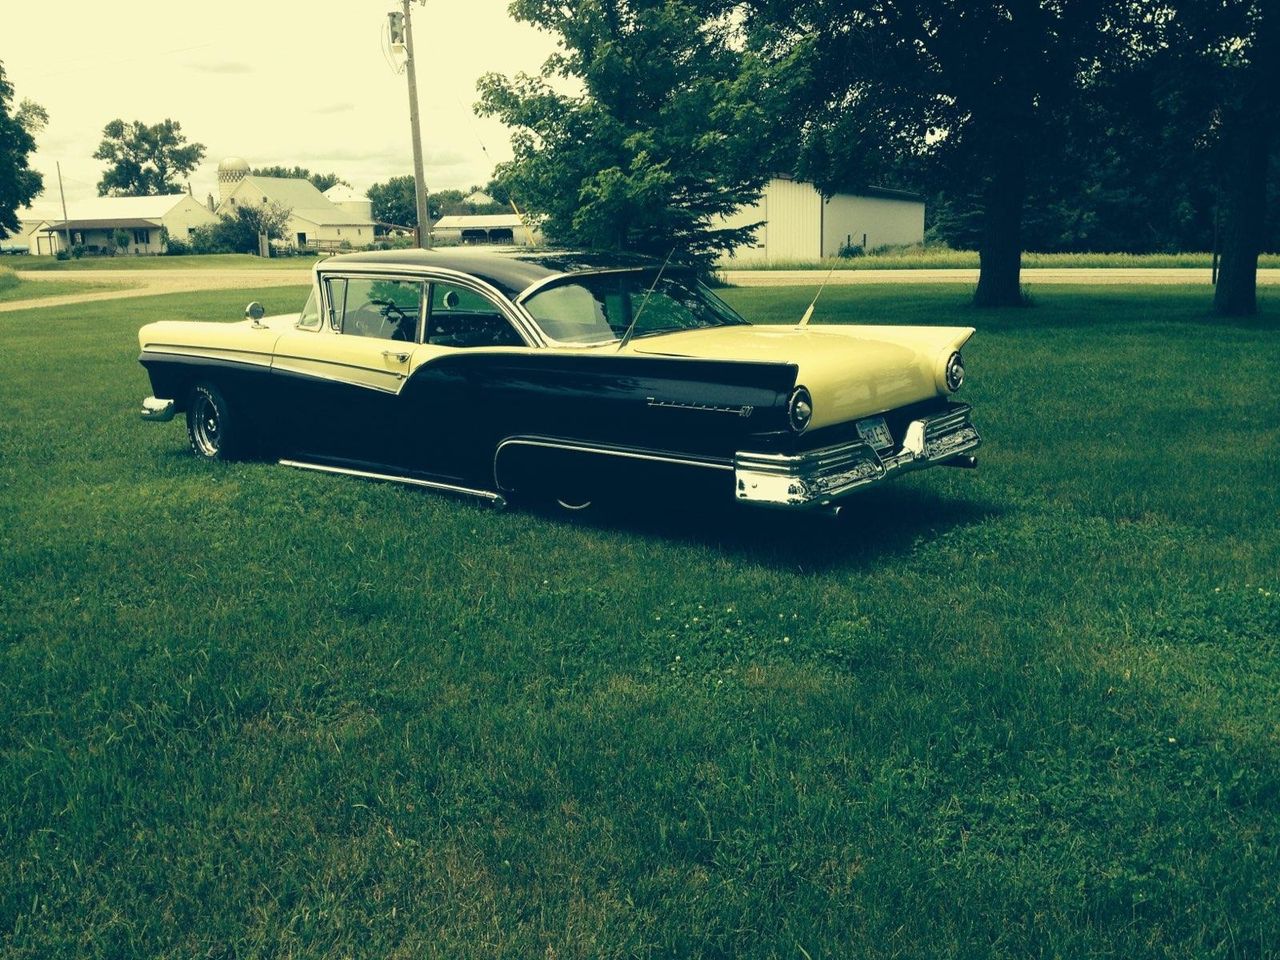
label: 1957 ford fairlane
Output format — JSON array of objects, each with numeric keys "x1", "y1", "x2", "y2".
[{"x1": 138, "y1": 249, "x2": 981, "y2": 511}]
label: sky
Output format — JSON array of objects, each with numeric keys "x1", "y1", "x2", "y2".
[{"x1": 5, "y1": 0, "x2": 562, "y2": 213}]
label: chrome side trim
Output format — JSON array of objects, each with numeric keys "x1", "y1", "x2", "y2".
[
  {"x1": 735, "y1": 404, "x2": 981, "y2": 509},
  {"x1": 140, "y1": 396, "x2": 176, "y2": 422},
  {"x1": 492, "y1": 436, "x2": 732, "y2": 491},
  {"x1": 278, "y1": 459, "x2": 507, "y2": 507}
]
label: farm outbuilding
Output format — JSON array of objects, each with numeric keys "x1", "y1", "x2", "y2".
[
  {"x1": 717, "y1": 176, "x2": 925, "y2": 264},
  {"x1": 432, "y1": 213, "x2": 539, "y2": 246}
]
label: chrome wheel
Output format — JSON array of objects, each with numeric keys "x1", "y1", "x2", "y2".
[
  {"x1": 556, "y1": 496, "x2": 594, "y2": 511},
  {"x1": 186, "y1": 383, "x2": 237, "y2": 461},
  {"x1": 190, "y1": 392, "x2": 221, "y2": 456}
]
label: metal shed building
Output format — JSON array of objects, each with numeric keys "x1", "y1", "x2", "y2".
[{"x1": 716, "y1": 177, "x2": 925, "y2": 265}]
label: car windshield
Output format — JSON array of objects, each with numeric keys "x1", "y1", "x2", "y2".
[{"x1": 522, "y1": 271, "x2": 750, "y2": 344}]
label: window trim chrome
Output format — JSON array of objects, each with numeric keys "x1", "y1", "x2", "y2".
[{"x1": 315, "y1": 262, "x2": 546, "y2": 347}]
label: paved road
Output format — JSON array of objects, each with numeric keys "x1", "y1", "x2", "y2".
[{"x1": 4, "y1": 265, "x2": 1278, "y2": 313}]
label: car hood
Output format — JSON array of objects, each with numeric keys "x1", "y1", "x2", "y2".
[{"x1": 627, "y1": 323, "x2": 974, "y2": 428}]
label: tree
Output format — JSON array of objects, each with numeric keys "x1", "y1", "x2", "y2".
[
  {"x1": 111, "y1": 229, "x2": 130, "y2": 256},
  {"x1": 199, "y1": 202, "x2": 292, "y2": 254},
  {"x1": 477, "y1": 0, "x2": 782, "y2": 267},
  {"x1": 251, "y1": 165, "x2": 348, "y2": 192},
  {"x1": 0, "y1": 61, "x2": 45, "y2": 239},
  {"x1": 93, "y1": 118, "x2": 205, "y2": 196},
  {"x1": 1192, "y1": 1, "x2": 1280, "y2": 316},
  {"x1": 748, "y1": 0, "x2": 1129, "y2": 306},
  {"x1": 482, "y1": 178, "x2": 512, "y2": 208},
  {"x1": 368, "y1": 175, "x2": 441, "y2": 227}
]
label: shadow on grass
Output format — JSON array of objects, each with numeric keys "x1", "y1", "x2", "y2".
[{"x1": 527, "y1": 483, "x2": 1004, "y2": 573}]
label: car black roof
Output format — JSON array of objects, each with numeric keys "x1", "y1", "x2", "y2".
[{"x1": 321, "y1": 247, "x2": 667, "y2": 298}]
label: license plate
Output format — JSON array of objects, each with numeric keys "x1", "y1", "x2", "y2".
[{"x1": 856, "y1": 416, "x2": 893, "y2": 450}]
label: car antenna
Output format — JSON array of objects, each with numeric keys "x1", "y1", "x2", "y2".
[
  {"x1": 617, "y1": 246, "x2": 677, "y2": 351},
  {"x1": 797, "y1": 260, "x2": 839, "y2": 327}
]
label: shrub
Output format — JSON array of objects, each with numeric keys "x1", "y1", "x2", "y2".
[
  {"x1": 837, "y1": 240, "x2": 865, "y2": 259},
  {"x1": 55, "y1": 249, "x2": 70, "y2": 261},
  {"x1": 187, "y1": 225, "x2": 230, "y2": 255},
  {"x1": 70, "y1": 244, "x2": 85, "y2": 259}
]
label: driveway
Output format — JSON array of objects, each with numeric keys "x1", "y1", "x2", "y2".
[
  {"x1": 0, "y1": 267, "x2": 313, "y2": 313},
  {"x1": 4, "y1": 265, "x2": 1277, "y2": 314},
  {"x1": 720, "y1": 267, "x2": 1280, "y2": 286}
]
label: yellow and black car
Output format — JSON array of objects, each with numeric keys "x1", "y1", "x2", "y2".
[{"x1": 138, "y1": 249, "x2": 981, "y2": 512}]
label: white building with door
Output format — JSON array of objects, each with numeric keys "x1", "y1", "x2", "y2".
[
  {"x1": 431, "y1": 213, "x2": 539, "y2": 246},
  {"x1": 215, "y1": 157, "x2": 376, "y2": 251},
  {"x1": 24, "y1": 194, "x2": 218, "y2": 256},
  {"x1": 717, "y1": 177, "x2": 925, "y2": 264}
]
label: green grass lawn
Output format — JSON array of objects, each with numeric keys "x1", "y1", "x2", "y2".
[
  {"x1": 733, "y1": 249, "x2": 1280, "y2": 270},
  {"x1": 2, "y1": 283, "x2": 1278, "y2": 958},
  {"x1": 16, "y1": 252, "x2": 321, "y2": 272}
]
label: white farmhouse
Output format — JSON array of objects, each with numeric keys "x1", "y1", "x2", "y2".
[
  {"x1": 23, "y1": 194, "x2": 218, "y2": 256},
  {"x1": 717, "y1": 176, "x2": 925, "y2": 264},
  {"x1": 215, "y1": 157, "x2": 375, "y2": 251}
]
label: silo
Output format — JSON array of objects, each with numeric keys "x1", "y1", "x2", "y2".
[{"x1": 217, "y1": 157, "x2": 250, "y2": 206}]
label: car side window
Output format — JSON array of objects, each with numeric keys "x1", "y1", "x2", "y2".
[
  {"x1": 426, "y1": 281, "x2": 524, "y2": 348},
  {"x1": 327, "y1": 277, "x2": 421, "y2": 341},
  {"x1": 296, "y1": 287, "x2": 322, "y2": 330}
]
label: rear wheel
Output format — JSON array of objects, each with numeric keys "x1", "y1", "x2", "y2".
[{"x1": 186, "y1": 382, "x2": 248, "y2": 461}]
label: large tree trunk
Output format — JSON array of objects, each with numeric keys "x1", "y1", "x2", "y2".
[
  {"x1": 1215, "y1": 4, "x2": 1279, "y2": 317},
  {"x1": 1213, "y1": 119, "x2": 1270, "y2": 316},
  {"x1": 973, "y1": 146, "x2": 1028, "y2": 308}
]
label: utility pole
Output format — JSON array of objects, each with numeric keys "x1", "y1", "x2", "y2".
[
  {"x1": 393, "y1": 1, "x2": 432, "y2": 249},
  {"x1": 56, "y1": 161, "x2": 71, "y2": 253}
]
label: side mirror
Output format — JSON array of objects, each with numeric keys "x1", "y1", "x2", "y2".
[{"x1": 245, "y1": 301, "x2": 266, "y2": 322}]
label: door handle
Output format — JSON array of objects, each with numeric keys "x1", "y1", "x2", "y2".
[{"x1": 382, "y1": 350, "x2": 411, "y2": 363}]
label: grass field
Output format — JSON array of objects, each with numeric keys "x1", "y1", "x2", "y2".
[
  {"x1": 735, "y1": 249, "x2": 1280, "y2": 270},
  {"x1": 15, "y1": 252, "x2": 322, "y2": 272},
  {"x1": 2, "y1": 283, "x2": 1278, "y2": 958},
  {"x1": 0, "y1": 265, "x2": 131, "y2": 304}
]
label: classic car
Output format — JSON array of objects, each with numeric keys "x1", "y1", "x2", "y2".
[{"x1": 137, "y1": 249, "x2": 981, "y2": 512}]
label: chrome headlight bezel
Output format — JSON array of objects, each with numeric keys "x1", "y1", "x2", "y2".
[{"x1": 788, "y1": 386, "x2": 813, "y2": 434}]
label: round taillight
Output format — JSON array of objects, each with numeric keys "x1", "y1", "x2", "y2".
[
  {"x1": 944, "y1": 351, "x2": 965, "y2": 392},
  {"x1": 788, "y1": 387, "x2": 813, "y2": 433}
]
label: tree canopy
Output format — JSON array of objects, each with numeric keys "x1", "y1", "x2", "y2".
[
  {"x1": 477, "y1": 0, "x2": 782, "y2": 267},
  {"x1": 745, "y1": 0, "x2": 1137, "y2": 305},
  {"x1": 93, "y1": 119, "x2": 205, "y2": 196},
  {"x1": 368, "y1": 175, "x2": 421, "y2": 228},
  {"x1": 251, "y1": 166, "x2": 348, "y2": 192},
  {"x1": 0, "y1": 62, "x2": 45, "y2": 239}
]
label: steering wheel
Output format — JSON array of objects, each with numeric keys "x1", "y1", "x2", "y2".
[{"x1": 368, "y1": 298, "x2": 412, "y2": 340}]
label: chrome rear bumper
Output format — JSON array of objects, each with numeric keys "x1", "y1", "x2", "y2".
[
  {"x1": 139, "y1": 396, "x2": 176, "y2": 422},
  {"x1": 734, "y1": 403, "x2": 981, "y2": 509}
]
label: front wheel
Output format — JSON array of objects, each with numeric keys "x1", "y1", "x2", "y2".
[{"x1": 186, "y1": 382, "x2": 249, "y2": 461}]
